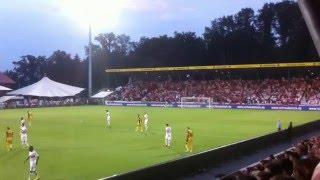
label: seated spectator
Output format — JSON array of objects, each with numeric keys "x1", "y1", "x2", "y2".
[{"x1": 223, "y1": 135, "x2": 320, "y2": 179}]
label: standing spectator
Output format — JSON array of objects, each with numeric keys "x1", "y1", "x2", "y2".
[{"x1": 277, "y1": 120, "x2": 282, "y2": 131}]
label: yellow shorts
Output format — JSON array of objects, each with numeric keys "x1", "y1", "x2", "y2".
[
  {"x1": 187, "y1": 138, "x2": 193, "y2": 145},
  {"x1": 6, "y1": 138, "x2": 13, "y2": 144}
]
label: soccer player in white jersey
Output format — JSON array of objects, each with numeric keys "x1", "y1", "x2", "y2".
[
  {"x1": 21, "y1": 117, "x2": 26, "y2": 127},
  {"x1": 165, "y1": 124, "x2": 172, "y2": 148},
  {"x1": 144, "y1": 112, "x2": 149, "y2": 131},
  {"x1": 20, "y1": 123, "x2": 29, "y2": 148},
  {"x1": 25, "y1": 146, "x2": 40, "y2": 180},
  {"x1": 106, "y1": 110, "x2": 111, "y2": 128}
]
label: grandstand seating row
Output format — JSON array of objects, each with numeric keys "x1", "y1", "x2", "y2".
[{"x1": 108, "y1": 76, "x2": 320, "y2": 106}]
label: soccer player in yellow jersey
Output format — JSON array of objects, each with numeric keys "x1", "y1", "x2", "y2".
[
  {"x1": 6, "y1": 127, "x2": 14, "y2": 151},
  {"x1": 185, "y1": 127, "x2": 193, "y2": 152},
  {"x1": 135, "y1": 114, "x2": 143, "y2": 132},
  {"x1": 27, "y1": 111, "x2": 33, "y2": 126}
]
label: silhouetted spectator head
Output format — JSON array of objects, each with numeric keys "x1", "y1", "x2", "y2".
[
  {"x1": 255, "y1": 171, "x2": 272, "y2": 180},
  {"x1": 279, "y1": 158, "x2": 293, "y2": 176},
  {"x1": 270, "y1": 175, "x2": 295, "y2": 180},
  {"x1": 236, "y1": 174, "x2": 257, "y2": 180},
  {"x1": 293, "y1": 158, "x2": 318, "y2": 180},
  {"x1": 264, "y1": 161, "x2": 283, "y2": 175}
]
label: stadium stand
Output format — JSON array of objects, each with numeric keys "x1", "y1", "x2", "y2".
[
  {"x1": 1, "y1": 97, "x2": 88, "y2": 109},
  {"x1": 107, "y1": 76, "x2": 320, "y2": 106},
  {"x1": 223, "y1": 136, "x2": 320, "y2": 180}
]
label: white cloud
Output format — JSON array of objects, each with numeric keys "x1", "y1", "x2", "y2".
[
  {"x1": 124, "y1": 0, "x2": 169, "y2": 12},
  {"x1": 123, "y1": 0, "x2": 197, "y2": 21}
]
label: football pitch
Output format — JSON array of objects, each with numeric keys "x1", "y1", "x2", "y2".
[{"x1": 0, "y1": 106, "x2": 319, "y2": 180}]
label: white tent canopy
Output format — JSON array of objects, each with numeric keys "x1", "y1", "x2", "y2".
[
  {"x1": 0, "y1": 96, "x2": 23, "y2": 103},
  {"x1": 7, "y1": 77, "x2": 84, "y2": 97},
  {"x1": 91, "y1": 90, "x2": 113, "y2": 99},
  {"x1": 0, "y1": 85, "x2": 12, "y2": 91}
]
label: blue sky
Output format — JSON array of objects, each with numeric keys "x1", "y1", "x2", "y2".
[{"x1": 0, "y1": 0, "x2": 281, "y2": 71}]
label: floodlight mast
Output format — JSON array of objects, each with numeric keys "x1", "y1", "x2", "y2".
[
  {"x1": 298, "y1": 0, "x2": 320, "y2": 57},
  {"x1": 88, "y1": 24, "x2": 93, "y2": 97}
]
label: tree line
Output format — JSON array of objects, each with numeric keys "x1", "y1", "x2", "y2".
[{"x1": 5, "y1": 0, "x2": 319, "y2": 91}]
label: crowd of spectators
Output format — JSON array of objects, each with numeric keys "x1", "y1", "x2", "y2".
[
  {"x1": 108, "y1": 76, "x2": 320, "y2": 105},
  {"x1": 1, "y1": 98, "x2": 88, "y2": 109},
  {"x1": 224, "y1": 136, "x2": 320, "y2": 180}
]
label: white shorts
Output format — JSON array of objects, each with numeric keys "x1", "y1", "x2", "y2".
[
  {"x1": 30, "y1": 162, "x2": 37, "y2": 172},
  {"x1": 21, "y1": 135, "x2": 27, "y2": 142},
  {"x1": 165, "y1": 135, "x2": 171, "y2": 141}
]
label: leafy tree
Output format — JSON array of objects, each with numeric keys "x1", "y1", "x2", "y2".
[
  {"x1": 5, "y1": 0, "x2": 320, "y2": 92},
  {"x1": 7, "y1": 55, "x2": 46, "y2": 87}
]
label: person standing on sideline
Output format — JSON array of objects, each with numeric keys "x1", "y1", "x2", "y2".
[
  {"x1": 185, "y1": 127, "x2": 193, "y2": 152},
  {"x1": 165, "y1": 124, "x2": 172, "y2": 148},
  {"x1": 277, "y1": 120, "x2": 282, "y2": 131},
  {"x1": 287, "y1": 121, "x2": 293, "y2": 131}
]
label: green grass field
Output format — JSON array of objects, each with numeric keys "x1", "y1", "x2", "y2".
[{"x1": 0, "y1": 106, "x2": 319, "y2": 180}]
